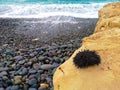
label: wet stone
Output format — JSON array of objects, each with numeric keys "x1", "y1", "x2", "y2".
[
  {"x1": 21, "y1": 68, "x2": 28, "y2": 75},
  {"x1": 38, "y1": 86, "x2": 47, "y2": 90},
  {"x1": 35, "y1": 48, "x2": 42, "y2": 52},
  {"x1": 53, "y1": 57, "x2": 61, "y2": 63},
  {"x1": 14, "y1": 76, "x2": 22, "y2": 85},
  {"x1": 2, "y1": 76, "x2": 8, "y2": 80},
  {"x1": 28, "y1": 75, "x2": 36, "y2": 79},
  {"x1": 25, "y1": 61, "x2": 32, "y2": 67},
  {"x1": 14, "y1": 55, "x2": 23, "y2": 61},
  {"x1": 29, "y1": 70, "x2": 37, "y2": 74},
  {"x1": 23, "y1": 84, "x2": 29, "y2": 90},
  {"x1": 6, "y1": 86, "x2": 11, "y2": 90},
  {"x1": 27, "y1": 78, "x2": 37, "y2": 86},
  {"x1": 19, "y1": 60, "x2": 25, "y2": 65},
  {"x1": 19, "y1": 49, "x2": 28, "y2": 53},
  {"x1": 11, "y1": 85, "x2": 19, "y2": 90},
  {"x1": 45, "y1": 77, "x2": 52, "y2": 83},
  {"x1": 50, "y1": 87, "x2": 54, "y2": 90},
  {"x1": 38, "y1": 56, "x2": 46, "y2": 61},
  {"x1": 40, "y1": 64, "x2": 55, "y2": 70},
  {"x1": 50, "y1": 50, "x2": 58, "y2": 56},
  {"x1": 6, "y1": 51, "x2": 14, "y2": 56},
  {"x1": 33, "y1": 63, "x2": 41, "y2": 70},
  {"x1": 0, "y1": 88, "x2": 5, "y2": 90},
  {"x1": 0, "y1": 81, "x2": 4, "y2": 87},
  {"x1": 29, "y1": 57, "x2": 38, "y2": 63},
  {"x1": 6, "y1": 79, "x2": 12, "y2": 86},
  {"x1": 37, "y1": 70, "x2": 44, "y2": 74},
  {"x1": 29, "y1": 53, "x2": 35, "y2": 57},
  {"x1": 29, "y1": 88, "x2": 37, "y2": 90},
  {"x1": 0, "y1": 74, "x2": 3, "y2": 78},
  {"x1": 0, "y1": 71, "x2": 8, "y2": 76},
  {"x1": 60, "y1": 45, "x2": 68, "y2": 48},
  {"x1": 31, "y1": 84, "x2": 39, "y2": 88},
  {"x1": 52, "y1": 68, "x2": 57, "y2": 75},
  {"x1": 0, "y1": 67, "x2": 9, "y2": 72},
  {"x1": 6, "y1": 61, "x2": 13, "y2": 66}
]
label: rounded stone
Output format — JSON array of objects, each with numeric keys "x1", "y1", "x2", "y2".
[
  {"x1": 19, "y1": 60, "x2": 25, "y2": 65},
  {"x1": 33, "y1": 63, "x2": 41, "y2": 70},
  {"x1": 38, "y1": 86, "x2": 47, "y2": 90},
  {"x1": 6, "y1": 79, "x2": 12, "y2": 85},
  {"x1": 38, "y1": 56, "x2": 46, "y2": 61},
  {"x1": 0, "y1": 88, "x2": 4, "y2": 90},
  {"x1": 27, "y1": 78, "x2": 37, "y2": 86},
  {"x1": 0, "y1": 71, "x2": 8, "y2": 76},
  {"x1": 14, "y1": 55, "x2": 23, "y2": 61},
  {"x1": 14, "y1": 76, "x2": 22, "y2": 85},
  {"x1": 40, "y1": 64, "x2": 55, "y2": 70},
  {"x1": 29, "y1": 70, "x2": 37, "y2": 74},
  {"x1": 22, "y1": 68, "x2": 28, "y2": 75},
  {"x1": 29, "y1": 88, "x2": 37, "y2": 90},
  {"x1": 11, "y1": 85, "x2": 19, "y2": 90},
  {"x1": 6, "y1": 86, "x2": 12, "y2": 90}
]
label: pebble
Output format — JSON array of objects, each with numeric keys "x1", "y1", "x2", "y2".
[
  {"x1": 60, "y1": 45, "x2": 68, "y2": 48},
  {"x1": 23, "y1": 84, "x2": 29, "y2": 90},
  {"x1": 6, "y1": 51, "x2": 13, "y2": 56},
  {"x1": 29, "y1": 88, "x2": 37, "y2": 90},
  {"x1": 11, "y1": 85, "x2": 19, "y2": 90},
  {"x1": 40, "y1": 64, "x2": 55, "y2": 70},
  {"x1": 6, "y1": 86, "x2": 12, "y2": 90},
  {"x1": 29, "y1": 70, "x2": 37, "y2": 74},
  {"x1": 0, "y1": 88, "x2": 4, "y2": 90},
  {"x1": 0, "y1": 67, "x2": 9, "y2": 72},
  {"x1": 0, "y1": 74, "x2": 3, "y2": 78},
  {"x1": 14, "y1": 64, "x2": 21, "y2": 70},
  {"x1": 53, "y1": 57, "x2": 60, "y2": 63},
  {"x1": 14, "y1": 56, "x2": 23, "y2": 61},
  {"x1": 33, "y1": 63, "x2": 41, "y2": 70},
  {"x1": 6, "y1": 79, "x2": 12, "y2": 85},
  {"x1": 21, "y1": 68, "x2": 28, "y2": 75},
  {"x1": 14, "y1": 76, "x2": 22, "y2": 85},
  {"x1": 19, "y1": 60, "x2": 25, "y2": 65},
  {"x1": 67, "y1": 44, "x2": 73, "y2": 47},
  {"x1": 38, "y1": 56, "x2": 46, "y2": 61},
  {"x1": 52, "y1": 68, "x2": 57, "y2": 75},
  {"x1": 35, "y1": 48, "x2": 42, "y2": 52},
  {"x1": 38, "y1": 86, "x2": 47, "y2": 90},
  {"x1": 45, "y1": 77, "x2": 52, "y2": 83},
  {"x1": 27, "y1": 78, "x2": 37, "y2": 86},
  {"x1": 29, "y1": 57, "x2": 38, "y2": 63},
  {"x1": 0, "y1": 71, "x2": 8, "y2": 76},
  {"x1": 28, "y1": 75, "x2": 36, "y2": 79},
  {"x1": 3, "y1": 76, "x2": 8, "y2": 80},
  {"x1": 0, "y1": 35, "x2": 81, "y2": 90},
  {"x1": 25, "y1": 61, "x2": 32, "y2": 67}
]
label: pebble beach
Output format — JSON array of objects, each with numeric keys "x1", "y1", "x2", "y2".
[{"x1": 0, "y1": 17, "x2": 97, "y2": 90}]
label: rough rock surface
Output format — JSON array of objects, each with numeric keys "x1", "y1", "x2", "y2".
[{"x1": 53, "y1": 2, "x2": 120, "y2": 90}]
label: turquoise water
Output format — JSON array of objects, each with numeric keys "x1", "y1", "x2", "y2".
[
  {"x1": 0, "y1": 0, "x2": 119, "y2": 4},
  {"x1": 0, "y1": 0, "x2": 119, "y2": 18}
]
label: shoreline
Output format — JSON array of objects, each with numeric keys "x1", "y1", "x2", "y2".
[{"x1": 0, "y1": 17, "x2": 98, "y2": 48}]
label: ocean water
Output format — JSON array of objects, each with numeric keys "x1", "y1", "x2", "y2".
[{"x1": 0, "y1": 0, "x2": 119, "y2": 18}]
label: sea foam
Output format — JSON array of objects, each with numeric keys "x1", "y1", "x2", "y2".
[{"x1": 0, "y1": 3, "x2": 106, "y2": 18}]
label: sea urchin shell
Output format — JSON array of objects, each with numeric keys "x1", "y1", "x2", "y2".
[{"x1": 73, "y1": 50, "x2": 101, "y2": 68}]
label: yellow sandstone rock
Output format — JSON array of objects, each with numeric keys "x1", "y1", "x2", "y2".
[
  {"x1": 53, "y1": 2, "x2": 120, "y2": 90},
  {"x1": 98, "y1": 2, "x2": 120, "y2": 19}
]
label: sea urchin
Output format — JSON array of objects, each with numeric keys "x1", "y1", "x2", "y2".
[{"x1": 73, "y1": 50, "x2": 101, "y2": 68}]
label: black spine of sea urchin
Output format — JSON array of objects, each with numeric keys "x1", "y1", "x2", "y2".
[{"x1": 73, "y1": 50, "x2": 101, "y2": 68}]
